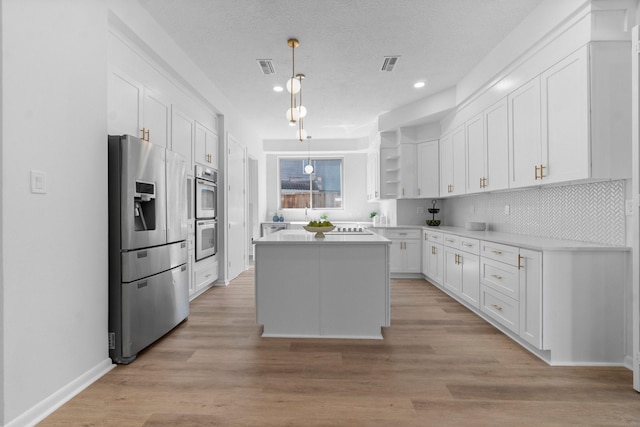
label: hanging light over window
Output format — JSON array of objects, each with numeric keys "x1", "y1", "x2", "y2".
[{"x1": 304, "y1": 136, "x2": 314, "y2": 174}]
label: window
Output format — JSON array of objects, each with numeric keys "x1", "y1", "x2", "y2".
[{"x1": 279, "y1": 158, "x2": 343, "y2": 209}]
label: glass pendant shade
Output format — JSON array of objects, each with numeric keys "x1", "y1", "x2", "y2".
[
  {"x1": 304, "y1": 163, "x2": 314, "y2": 174},
  {"x1": 286, "y1": 77, "x2": 301, "y2": 94},
  {"x1": 286, "y1": 107, "x2": 300, "y2": 122},
  {"x1": 297, "y1": 105, "x2": 307, "y2": 118}
]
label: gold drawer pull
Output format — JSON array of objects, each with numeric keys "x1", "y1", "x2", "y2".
[
  {"x1": 462, "y1": 242, "x2": 473, "y2": 247},
  {"x1": 446, "y1": 238, "x2": 455, "y2": 243},
  {"x1": 491, "y1": 303, "x2": 503, "y2": 312},
  {"x1": 518, "y1": 254, "x2": 522, "y2": 270},
  {"x1": 491, "y1": 250, "x2": 502, "y2": 255},
  {"x1": 491, "y1": 274, "x2": 503, "y2": 280}
]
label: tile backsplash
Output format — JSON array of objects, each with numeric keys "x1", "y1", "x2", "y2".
[{"x1": 441, "y1": 180, "x2": 626, "y2": 246}]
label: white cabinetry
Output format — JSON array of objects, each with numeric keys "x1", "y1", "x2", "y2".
[
  {"x1": 366, "y1": 150, "x2": 379, "y2": 201},
  {"x1": 443, "y1": 235, "x2": 480, "y2": 307},
  {"x1": 400, "y1": 143, "x2": 417, "y2": 198},
  {"x1": 171, "y1": 107, "x2": 194, "y2": 166},
  {"x1": 417, "y1": 141, "x2": 439, "y2": 198},
  {"x1": 508, "y1": 76, "x2": 542, "y2": 189},
  {"x1": 439, "y1": 126, "x2": 465, "y2": 196},
  {"x1": 509, "y1": 44, "x2": 630, "y2": 189},
  {"x1": 386, "y1": 229, "x2": 421, "y2": 273},
  {"x1": 194, "y1": 121, "x2": 219, "y2": 169},
  {"x1": 466, "y1": 99, "x2": 509, "y2": 193},
  {"x1": 193, "y1": 257, "x2": 219, "y2": 294},
  {"x1": 479, "y1": 241, "x2": 542, "y2": 349},
  {"x1": 107, "y1": 68, "x2": 170, "y2": 147},
  {"x1": 423, "y1": 231, "x2": 444, "y2": 286}
]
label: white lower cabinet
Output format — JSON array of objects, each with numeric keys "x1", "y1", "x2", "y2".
[
  {"x1": 423, "y1": 230, "x2": 444, "y2": 286},
  {"x1": 193, "y1": 257, "x2": 218, "y2": 295},
  {"x1": 386, "y1": 229, "x2": 421, "y2": 273},
  {"x1": 424, "y1": 229, "x2": 626, "y2": 365},
  {"x1": 480, "y1": 241, "x2": 542, "y2": 348},
  {"x1": 443, "y1": 235, "x2": 480, "y2": 308}
]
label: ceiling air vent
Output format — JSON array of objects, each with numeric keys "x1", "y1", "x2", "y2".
[
  {"x1": 257, "y1": 59, "x2": 276, "y2": 75},
  {"x1": 381, "y1": 56, "x2": 400, "y2": 72}
]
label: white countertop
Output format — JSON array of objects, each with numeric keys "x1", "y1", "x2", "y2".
[
  {"x1": 372, "y1": 225, "x2": 629, "y2": 252},
  {"x1": 253, "y1": 229, "x2": 390, "y2": 245}
]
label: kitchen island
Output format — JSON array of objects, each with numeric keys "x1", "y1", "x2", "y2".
[{"x1": 253, "y1": 229, "x2": 391, "y2": 339}]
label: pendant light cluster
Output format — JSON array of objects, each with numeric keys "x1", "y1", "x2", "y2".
[{"x1": 285, "y1": 38, "x2": 307, "y2": 141}]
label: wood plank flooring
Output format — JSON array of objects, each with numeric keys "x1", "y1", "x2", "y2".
[{"x1": 40, "y1": 270, "x2": 640, "y2": 426}]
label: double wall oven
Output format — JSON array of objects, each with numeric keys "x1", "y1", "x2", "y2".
[{"x1": 195, "y1": 165, "x2": 217, "y2": 261}]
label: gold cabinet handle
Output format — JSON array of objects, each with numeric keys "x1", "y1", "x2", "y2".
[
  {"x1": 479, "y1": 177, "x2": 483, "y2": 189},
  {"x1": 539, "y1": 164, "x2": 545, "y2": 179},
  {"x1": 491, "y1": 303, "x2": 503, "y2": 312},
  {"x1": 140, "y1": 128, "x2": 150, "y2": 142},
  {"x1": 462, "y1": 242, "x2": 473, "y2": 247},
  {"x1": 418, "y1": 188, "x2": 421, "y2": 196},
  {"x1": 424, "y1": 233, "x2": 427, "y2": 241},
  {"x1": 446, "y1": 238, "x2": 455, "y2": 243},
  {"x1": 402, "y1": 188, "x2": 405, "y2": 196},
  {"x1": 483, "y1": 177, "x2": 487, "y2": 188},
  {"x1": 491, "y1": 274, "x2": 503, "y2": 280},
  {"x1": 491, "y1": 250, "x2": 502, "y2": 255},
  {"x1": 534, "y1": 165, "x2": 540, "y2": 180}
]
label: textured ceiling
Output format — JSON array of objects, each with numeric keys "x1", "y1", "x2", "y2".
[{"x1": 138, "y1": 0, "x2": 544, "y2": 142}]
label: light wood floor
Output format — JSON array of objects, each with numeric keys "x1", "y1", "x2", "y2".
[{"x1": 41, "y1": 270, "x2": 640, "y2": 426}]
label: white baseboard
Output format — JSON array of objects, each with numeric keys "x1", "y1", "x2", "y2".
[{"x1": 6, "y1": 358, "x2": 115, "y2": 427}]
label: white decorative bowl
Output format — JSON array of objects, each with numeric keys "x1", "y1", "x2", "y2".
[
  {"x1": 466, "y1": 221, "x2": 486, "y2": 231},
  {"x1": 303, "y1": 225, "x2": 335, "y2": 238}
]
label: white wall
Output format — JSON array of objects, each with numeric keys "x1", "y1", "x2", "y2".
[
  {"x1": 2, "y1": 1, "x2": 112, "y2": 425},
  {"x1": 266, "y1": 152, "x2": 379, "y2": 223}
]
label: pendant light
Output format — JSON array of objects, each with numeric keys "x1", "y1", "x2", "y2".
[
  {"x1": 304, "y1": 136, "x2": 314, "y2": 174},
  {"x1": 285, "y1": 38, "x2": 308, "y2": 139}
]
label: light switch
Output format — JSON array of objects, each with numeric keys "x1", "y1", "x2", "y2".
[{"x1": 30, "y1": 170, "x2": 47, "y2": 194}]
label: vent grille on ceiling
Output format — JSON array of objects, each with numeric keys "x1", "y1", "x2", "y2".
[
  {"x1": 381, "y1": 56, "x2": 400, "y2": 72},
  {"x1": 257, "y1": 59, "x2": 276, "y2": 75}
]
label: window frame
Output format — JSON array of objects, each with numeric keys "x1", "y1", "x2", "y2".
[{"x1": 277, "y1": 155, "x2": 345, "y2": 211}]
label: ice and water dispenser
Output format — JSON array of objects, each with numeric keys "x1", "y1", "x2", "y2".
[{"x1": 133, "y1": 180, "x2": 156, "y2": 231}]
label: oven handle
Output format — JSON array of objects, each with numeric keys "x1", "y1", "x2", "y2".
[{"x1": 196, "y1": 178, "x2": 216, "y2": 188}]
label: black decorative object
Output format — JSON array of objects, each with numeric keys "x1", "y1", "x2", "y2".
[{"x1": 426, "y1": 199, "x2": 440, "y2": 227}]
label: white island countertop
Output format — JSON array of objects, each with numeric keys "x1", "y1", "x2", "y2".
[{"x1": 253, "y1": 229, "x2": 390, "y2": 245}]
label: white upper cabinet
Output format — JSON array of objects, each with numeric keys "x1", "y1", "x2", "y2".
[
  {"x1": 108, "y1": 68, "x2": 170, "y2": 148},
  {"x1": 171, "y1": 107, "x2": 194, "y2": 169},
  {"x1": 366, "y1": 150, "x2": 380, "y2": 201},
  {"x1": 108, "y1": 68, "x2": 143, "y2": 138},
  {"x1": 509, "y1": 43, "x2": 630, "y2": 189},
  {"x1": 400, "y1": 143, "x2": 417, "y2": 198},
  {"x1": 194, "y1": 121, "x2": 218, "y2": 169},
  {"x1": 508, "y1": 76, "x2": 542, "y2": 189},
  {"x1": 417, "y1": 140, "x2": 439, "y2": 198},
  {"x1": 142, "y1": 88, "x2": 170, "y2": 148},
  {"x1": 440, "y1": 125, "x2": 466, "y2": 196},
  {"x1": 465, "y1": 113, "x2": 485, "y2": 193},
  {"x1": 483, "y1": 98, "x2": 509, "y2": 192},
  {"x1": 465, "y1": 98, "x2": 509, "y2": 194}
]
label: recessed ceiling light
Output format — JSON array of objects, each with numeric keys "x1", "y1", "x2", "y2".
[
  {"x1": 273, "y1": 85, "x2": 284, "y2": 92},
  {"x1": 414, "y1": 81, "x2": 425, "y2": 88}
]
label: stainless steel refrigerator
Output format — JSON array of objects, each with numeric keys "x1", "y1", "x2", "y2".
[{"x1": 108, "y1": 134, "x2": 189, "y2": 364}]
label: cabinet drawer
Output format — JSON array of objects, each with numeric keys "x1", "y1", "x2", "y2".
[
  {"x1": 443, "y1": 234, "x2": 460, "y2": 249},
  {"x1": 459, "y1": 237, "x2": 480, "y2": 255},
  {"x1": 480, "y1": 258, "x2": 519, "y2": 300},
  {"x1": 386, "y1": 229, "x2": 421, "y2": 240},
  {"x1": 480, "y1": 241, "x2": 520, "y2": 266},
  {"x1": 427, "y1": 231, "x2": 444, "y2": 243},
  {"x1": 194, "y1": 259, "x2": 218, "y2": 288},
  {"x1": 480, "y1": 285, "x2": 519, "y2": 334}
]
